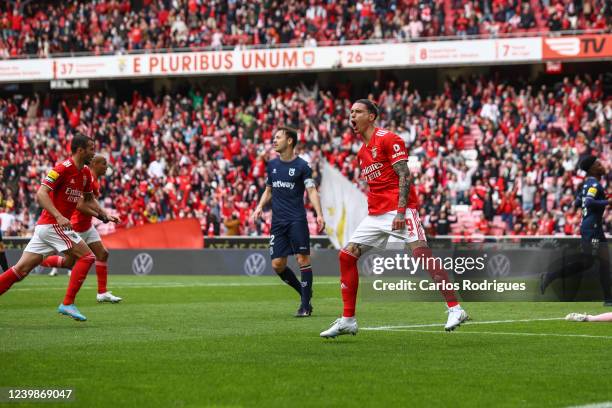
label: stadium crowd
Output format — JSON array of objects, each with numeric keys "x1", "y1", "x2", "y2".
[
  {"x1": 0, "y1": 74, "x2": 611, "y2": 238},
  {"x1": 451, "y1": 0, "x2": 610, "y2": 37},
  {"x1": 0, "y1": 0, "x2": 609, "y2": 58}
]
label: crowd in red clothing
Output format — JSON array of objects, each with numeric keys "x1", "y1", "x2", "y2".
[
  {"x1": 0, "y1": 0, "x2": 609, "y2": 58},
  {"x1": 452, "y1": 0, "x2": 610, "y2": 37},
  {"x1": 0, "y1": 73, "x2": 610, "y2": 238},
  {"x1": 0, "y1": 0, "x2": 448, "y2": 58}
]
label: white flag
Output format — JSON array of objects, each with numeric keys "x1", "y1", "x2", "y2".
[{"x1": 320, "y1": 160, "x2": 368, "y2": 249}]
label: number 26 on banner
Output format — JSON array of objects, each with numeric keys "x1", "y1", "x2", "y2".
[{"x1": 337, "y1": 50, "x2": 363, "y2": 64}]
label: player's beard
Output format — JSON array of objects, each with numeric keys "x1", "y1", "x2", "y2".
[{"x1": 273, "y1": 142, "x2": 286, "y2": 154}]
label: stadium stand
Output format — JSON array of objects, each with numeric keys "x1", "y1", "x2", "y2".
[
  {"x1": 0, "y1": 0, "x2": 609, "y2": 58},
  {"x1": 0, "y1": 73, "x2": 610, "y2": 237},
  {"x1": 450, "y1": 0, "x2": 610, "y2": 37}
]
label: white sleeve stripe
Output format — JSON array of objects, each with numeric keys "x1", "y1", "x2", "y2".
[
  {"x1": 304, "y1": 178, "x2": 316, "y2": 188},
  {"x1": 390, "y1": 158, "x2": 408, "y2": 165}
]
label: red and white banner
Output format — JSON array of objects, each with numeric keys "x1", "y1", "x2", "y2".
[
  {"x1": 0, "y1": 35, "x2": 609, "y2": 83},
  {"x1": 44, "y1": 43, "x2": 413, "y2": 80},
  {"x1": 495, "y1": 38, "x2": 542, "y2": 61},
  {"x1": 414, "y1": 37, "x2": 541, "y2": 64},
  {"x1": 0, "y1": 59, "x2": 51, "y2": 82}
]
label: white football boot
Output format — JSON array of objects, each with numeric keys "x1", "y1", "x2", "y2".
[
  {"x1": 565, "y1": 313, "x2": 588, "y2": 322},
  {"x1": 320, "y1": 317, "x2": 358, "y2": 338},
  {"x1": 445, "y1": 305, "x2": 469, "y2": 331},
  {"x1": 48, "y1": 267, "x2": 59, "y2": 277},
  {"x1": 96, "y1": 291, "x2": 123, "y2": 303}
]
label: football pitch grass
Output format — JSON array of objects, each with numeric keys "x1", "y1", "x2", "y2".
[{"x1": 1, "y1": 275, "x2": 611, "y2": 408}]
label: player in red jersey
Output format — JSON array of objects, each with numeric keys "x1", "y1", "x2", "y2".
[
  {"x1": 321, "y1": 99, "x2": 469, "y2": 338},
  {"x1": 40, "y1": 155, "x2": 122, "y2": 303},
  {"x1": 0, "y1": 135, "x2": 108, "y2": 321}
]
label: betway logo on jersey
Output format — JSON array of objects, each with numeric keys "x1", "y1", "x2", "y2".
[
  {"x1": 64, "y1": 187, "x2": 84, "y2": 203},
  {"x1": 362, "y1": 162, "x2": 384, "y2": 182},
  {"x1": 272, "y1": 180, "x2": 296, "y2": 189}
]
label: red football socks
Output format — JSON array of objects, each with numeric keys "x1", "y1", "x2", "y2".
[
  {"x1": 413, "y1": 246, "x2": 459, "y2": 307},
  {"x1": 63, "y1": 254, "x2": 95, "y2": 305},
  {"x1": 96, "y1": 261, "x2": 108, "y2": 294},
  {"x1": 339, "y1": 249, "x2": 359, "y2": 317},
  {"x1": 0, "y1": 267, "x2": 24, "y2": 295},
  {"x1": 40, "y1": 255, "x2": 65, "y2": 268}
]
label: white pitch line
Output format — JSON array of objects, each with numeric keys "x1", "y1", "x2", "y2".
[
  {"x1": 370, "y1": 328, "x2": 612, "y2": 340},
  {"x1": 567, "y1": 403, "x2": 612, "y2": 408},
  {"x1": 363, "y1": 317, "x2": 564, "y2": 330},
  {"x1": 10, "y1": 281, "x2": 339, "y2": 291}
]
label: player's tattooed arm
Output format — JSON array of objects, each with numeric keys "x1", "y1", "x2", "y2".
[
  {"x1": 392, "y1": 160, "x2": 410, "y2": 230},
  {"x1": 392, "y1": 160, "x2": 411, "y2": 208}
]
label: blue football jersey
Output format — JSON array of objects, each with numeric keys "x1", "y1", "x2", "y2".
[
  {"x1": 265, "y1": 157, "x2": 313, "y2": 223},
  {"x1": 577, "y1": 177, "x2": 607, "y2": 231}
]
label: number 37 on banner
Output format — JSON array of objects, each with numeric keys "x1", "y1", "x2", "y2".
[{"x1": 52, "y1": 61, "x2": 74, "y2": 78}]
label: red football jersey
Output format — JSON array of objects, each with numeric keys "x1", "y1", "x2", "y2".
[
  {"x1": 358, "y1": 127, "x2": 418, "y2": 215},
  {"x1": 37, "y1": 159, "x2": 93, "y2": 225},
  {"x1": 71, "y1": 169, "x2": 100, "y2": 232}
]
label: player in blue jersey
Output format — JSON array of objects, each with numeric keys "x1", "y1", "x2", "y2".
[
  {"x1": 252, "y1": 127, "x2": 325, "y2": 317},
  {"x1": 541, "y1": 156, "x2": 610, "y2": 305}
]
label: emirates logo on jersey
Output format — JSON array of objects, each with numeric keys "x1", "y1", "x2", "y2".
[
  {"x1": 64, "y1": 187, "x2": 84, "y2": 203},
  {"x1": 361, "y1": 162, "x2": 384, "y2": 182},
  {"x1": 362, "y1": 162, "x2": 383, "y2": 176}
]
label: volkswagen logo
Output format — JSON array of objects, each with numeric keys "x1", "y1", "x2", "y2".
[
  {"x1": 132, "y1": 253, "x2": 154, "y2": 275},
  {"x1": 244, "y1": 253, "x2": 267, "y2": 276},
  {"x1": 487, "y1": 254, "x2": 511, "y2": 277}
]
